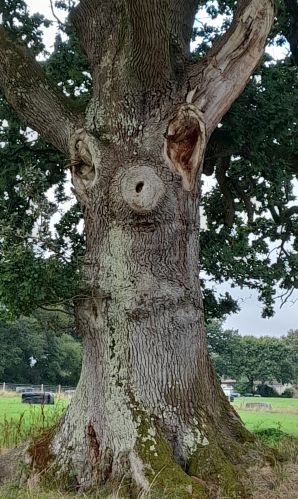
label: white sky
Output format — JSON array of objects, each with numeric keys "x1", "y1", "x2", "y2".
[{"x1": 17, "y1": 1, "x2": 298, "y2": 336}]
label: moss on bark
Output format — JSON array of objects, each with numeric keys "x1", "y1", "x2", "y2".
[{"x1": 188, "y1": 442, "x2": 249, "y2": 498}]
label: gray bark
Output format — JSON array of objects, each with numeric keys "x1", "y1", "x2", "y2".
[
  {"x1": 0, "y1": 27, "x2": 81, "y2": 154},
  {"x1": 52, "y1": 132, "x2": 247, "y2": 489}
]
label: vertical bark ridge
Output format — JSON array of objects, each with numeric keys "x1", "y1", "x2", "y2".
[{"x1": 125, "y1": 0, "x2": 172, "y2": 89}]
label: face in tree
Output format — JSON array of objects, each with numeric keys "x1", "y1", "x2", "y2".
[{"x1": 0, "y1": 0, "x2": 280, "y2": 496}]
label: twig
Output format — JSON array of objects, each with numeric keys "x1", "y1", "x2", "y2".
[
  {"x1": 49, "y1": 0, "x2": 66, "y2": 29},
  {"x1": 38, "y1": 305, "x2": 74, "y2": 316}
]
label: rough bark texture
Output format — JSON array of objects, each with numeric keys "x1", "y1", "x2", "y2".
[
  {"x1": 0, "y1": 0, "x2": 275, "y2": 496},
  {"x1": 0, "y1": 27, "x2": 80, "y2": 153}
]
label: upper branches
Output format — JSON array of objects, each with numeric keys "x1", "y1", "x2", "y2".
[
  {"x1": 284, "y1": 0, "x2": 298, "y2": 65},
  {"x1": 69, "y1": 0, "x2": 114, "y2": 71},
  {"x1": 70, "y1": 0, "x2": 201, "y2": 94},
  {"x1": 0, "y1": 26, "x2": 81, "y2": 154},
  {"x1": 188, "y1": 0, "x2": 275, "y2": 137}
]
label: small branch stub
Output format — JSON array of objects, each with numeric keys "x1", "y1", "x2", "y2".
[
  {"x1": 163, "y1": 104, "x2": 206, "y2": 191},
  {"x1": 121, "y1": 165, "x2": 165, "y2": 213}
]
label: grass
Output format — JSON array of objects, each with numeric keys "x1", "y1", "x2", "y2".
[
  {"x1": 233, "y1": 396, "x2": 298, "y2": 410},
  {"x1": 232, "y1": 397, "x2": 298, "y2": 437},
  {"x1": 0, "y1": 393, "x2": 67, "y2": 448},
  {"x1": 0, "y1": 394, "x2": 298, "y2": 498},
  {"x1": 237, "y1": 411, "x2": 298, "y2": 437},
  {"x1": 1, "y1": 394, "x2": 298, "y2": 447}
]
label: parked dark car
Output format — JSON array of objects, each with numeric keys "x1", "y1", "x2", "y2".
[
  {"x1": 21, "y1": 392, "x2": 54, "y2": 405},
  {"x1": 16, "y1": 386, "x2": 34, "y2": 393}
]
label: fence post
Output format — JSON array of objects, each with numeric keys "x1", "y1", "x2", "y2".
[
  {"x1": 2, "y1": 382, "x2": 5, "y2": 392},
  {"x1": 41, "y1": 383, "x2": 44, "y2": 393},
  {"x1": 58, "y1": 384, "x2": 61, "y2": 395}
]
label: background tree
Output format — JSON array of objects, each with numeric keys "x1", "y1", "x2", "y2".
[
  {"x1": 206, "y1": 319, "x2": 242, "y2": 378},
  {"x1": 232, "y1": 335, "x2": 293, "y2": 392},
  {"x1": 0, "y1": 0, "x2": 295, "y2": 497},
  {"x1": 207, "y1": 321, "x2": 294, "y2": 391},
  {"x1": 0, "y1": 311, "x2": 81, "y2": 385},
  {"x1": 284, "y1": 328, "x2": 298, "y2": 383}
]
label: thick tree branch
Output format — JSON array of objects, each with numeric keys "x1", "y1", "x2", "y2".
[
  {"x1": 284, "y1": 0, "x2": 298, "y2": 65},
  {"x1": 169, "y1": 1, "x2": 200, "y2": 55},
  {"x1": 0, "y1": 27, "x2": 81, "y2": 154},
  {"x1": 69, "y1": 0, "x2": 112, "y2": 70},
  {"x1": 216, "y1": 157, "x2": 235, "y2": 227},
  {"x1": 71, "y1": 0, "x2": 200, "y2": 93},
  {"x1": 188, "y1": 0, "x2": 275, "y2": 136},
  {"x1": 125, "y1": 0, "x2": 202, "y2": 85},
  {"x1": 125, "y1": 0, "x2": 172, "y2": 88}
]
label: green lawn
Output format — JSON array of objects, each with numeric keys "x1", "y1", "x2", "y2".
[
  {"x1": 1, "y1": 394, "x2": 298, "y2": 448},
  {"x1": 233, "y1": 396, "x2": 298, "y2": 437},
  {"x1": 233, "y1": 396, "x2": 298, "y2": 410},
  {"x1": 0, "y1": 393, "x2": 67, "y2": 448},
  {"x1": 237, "y1": 411, "x2": 298, "y2": 436}
]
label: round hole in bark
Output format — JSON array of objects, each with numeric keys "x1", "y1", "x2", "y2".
[
  {"x1": 136, "y1": 181, "x2": 144, "y2": 193},
  {"x1": 120, "y1": 165, "x2": 165, "y2": 213}
]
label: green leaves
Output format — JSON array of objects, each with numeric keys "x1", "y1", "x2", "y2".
[
  {"x1": 207, "y1": 320, "x2": 294, "y2": 386},
  {"x1": 0, "y1": 311, "x2": 81, "y2": 385}
]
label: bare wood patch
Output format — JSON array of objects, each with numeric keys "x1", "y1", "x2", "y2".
[{"x1": 163, "y1": 104, "x2": 206, "y2": 191}]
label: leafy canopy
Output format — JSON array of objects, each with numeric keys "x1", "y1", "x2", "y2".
[{"x1": 0, "y1": 0, "x2": 297, "y2": 320}]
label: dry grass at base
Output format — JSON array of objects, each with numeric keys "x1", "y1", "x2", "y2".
[
  {"x1": 1, "y1": 430, "x2": 298, "y2": 499},
  {"x1": 1, "y1": 467, "x2": 298, "y2": 499},
  {"x1": 251, "y1": 463, "x2": 298, "y2": 499}
]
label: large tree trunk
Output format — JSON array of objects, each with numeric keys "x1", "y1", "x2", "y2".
[{"x1": 46, "y1": 129, "x2": 254, "y2": 497}]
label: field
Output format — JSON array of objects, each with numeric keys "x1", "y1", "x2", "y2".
[
  {"x1": 1, "y1": 393, "x2": 298, "y2": 448},
  {"x1": 233, "y1": 396, "x2": 298, "y2": 437},
  {"x1": 0, "y1": 393, "x2": 67, "y2": 448},
  {"x1": 0, "y1": 394, "x2": 298, "y2": 498}
]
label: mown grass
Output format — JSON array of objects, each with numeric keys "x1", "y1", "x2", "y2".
[
  {"x1": 232, "y1": 396, "x2": 298, "y2": 438},
  {"x1": 237, "y1": 410, "x2": 298, "y2": 437},
  {"x1": 1, "y1": 394, "x2": 298, "y2": 447},
  {"x1": 233, "y1": 397, "x2": 298, "y2": 411}
]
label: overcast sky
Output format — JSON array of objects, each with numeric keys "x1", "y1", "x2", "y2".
[{"x1": 18, "y1": 1, "x2": 298, "y2": 337}]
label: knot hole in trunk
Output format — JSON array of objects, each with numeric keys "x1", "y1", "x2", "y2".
[{"x1": 121, "y1": 165, "x2": 165, "y2": 213}]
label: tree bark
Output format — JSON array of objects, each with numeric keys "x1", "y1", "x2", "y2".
[
  {"x1": 50, "y1": 136, "x2": 253, "y2": 496},
  {"x1": 0, "y1": 0, "x2": 275, "y2": 496}
]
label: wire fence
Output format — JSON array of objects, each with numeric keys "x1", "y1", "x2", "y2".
[{"x1": 0, "y1": 382, "x2": 76, "y2": 395}]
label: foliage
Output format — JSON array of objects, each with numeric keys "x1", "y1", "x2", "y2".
[
  {"x1": 282, "y1": 388, "x2": 295, "y2": 398},
  {"x1": 0, "y1": 310, "x2": 82, "y2": 385},
  {"x1": 256, "y1": 384, "x2": 280, "y2": 397},
  {"x1": 207, "y1": 320, "x2": 294, "y2": 388},
  {"x1": 197, "y1": 1, "x2": 298, "y2": 318},
  {"x1": 206, "y1": 319, "x2": 242, "y2": 378},
  {"x1": 284, "y1": 329, "x2": 298, "y2": 383},
  {"x1": 0, "y1": 0, "x2": 296, "y2": 323},
  {"x1": 254, "y1": 426, "x2": 288, "y2": 445}
]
